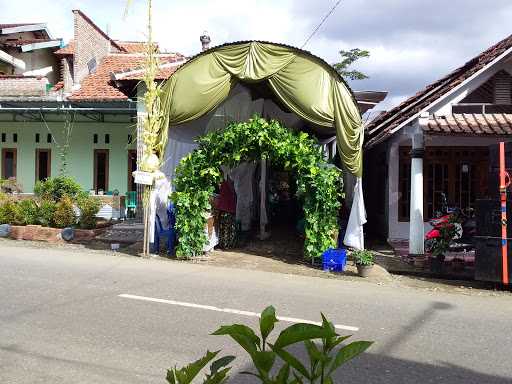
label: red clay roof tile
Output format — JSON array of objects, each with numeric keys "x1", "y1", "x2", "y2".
[
  {"x1": 68, "y1": 53, "x2": 185, "y2": 101},
  {"x1": 55, "y1": 40, "x2": 74, "y2": 55},
  {"x1": 426, "y1": 114, "x2": 512, "y2": 136}
]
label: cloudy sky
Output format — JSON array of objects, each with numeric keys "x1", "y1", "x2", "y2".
[{"x1": 2, "y1": 0, "x2": 512, "y2": 111}]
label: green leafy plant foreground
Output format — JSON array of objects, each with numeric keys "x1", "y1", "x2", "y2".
[
  {"x1": 172, "y1": 117, "x2": 343, "y2": 260},
  {"x1": 167, "y1": 306, "x2": 372, "y2": 384}
]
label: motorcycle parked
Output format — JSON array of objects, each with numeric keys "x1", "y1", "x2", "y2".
[{"x1": 424, "y1": 193, "x2": 476, "y2": 255}]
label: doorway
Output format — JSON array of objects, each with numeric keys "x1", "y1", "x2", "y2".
[
  {"x1": 1, "y1": 148, "x2": 17, "y2": 179},
  {"x1": 35, "y1": 149, "x2": 51, "y2": 182},
  {"x1": 94, "y1": 149, "x2": 109, "y2": 192}
]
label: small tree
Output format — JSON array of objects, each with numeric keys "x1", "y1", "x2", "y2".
[
  {"x1": 333, "y1": 48, "x2": 370, "y2": 81},
  {"x1": 59, "y1": 112, "x2": 74, "y2": 175},
  {"x1": 40, "y1": 111, "x2": 75, "y2": 176}
]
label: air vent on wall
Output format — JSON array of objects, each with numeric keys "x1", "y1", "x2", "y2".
[
  {"x1": 494, "y1": 71, "x2": 512, "y2": 104},
  {"x1": 87, "y1": 57, "x2": 97, "y2": 74}
]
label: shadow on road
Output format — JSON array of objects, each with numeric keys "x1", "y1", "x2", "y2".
[
  {"x1": 0, "y1": 343, "x2": 162, "y2": 382},
  {"x1": 229, "y1": 352, "x2": 511, "y2": 384},
  {"x1": 379, "y1": 301, "x2": 455, "y2": 353},
  {"x1": 225, "y1": 300, "x2": 512, "y2": 384}
]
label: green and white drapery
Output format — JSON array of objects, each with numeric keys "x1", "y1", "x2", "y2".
[{"x1": 159, "y1": 41, "x2": 366, "y2": 249}]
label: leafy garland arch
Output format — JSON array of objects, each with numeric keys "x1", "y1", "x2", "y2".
[{"x1": 172, "y1": 117, "x2": 343, "y2": 260}]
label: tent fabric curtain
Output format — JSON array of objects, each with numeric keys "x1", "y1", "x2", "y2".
[{"x1": 160, "y1": 41, "x2": 364, "y2": 177}]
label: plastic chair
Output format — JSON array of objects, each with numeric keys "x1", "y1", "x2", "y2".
[
  {"x1": 126, "y1": 191, "x2": 137, "y2": 218},
  {"x1": 152, "y1": 203, "x2": 176, "y2": 255}
]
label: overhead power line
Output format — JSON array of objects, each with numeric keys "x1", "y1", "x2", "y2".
[{"x1": 301, "y1": 0, "x2": 343, "y2": 49}]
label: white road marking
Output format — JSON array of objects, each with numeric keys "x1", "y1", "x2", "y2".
[{"x1": 118, "y1": 293, "x2": 359, "y2": 332}]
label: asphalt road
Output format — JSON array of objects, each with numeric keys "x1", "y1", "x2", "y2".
[{"x1": 1, "y1": 244, "x2": 511, "y2": 383}]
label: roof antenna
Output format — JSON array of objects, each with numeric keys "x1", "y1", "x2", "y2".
[{"x1": 200, "y1": 31, "x2": 211, "y2": 51}]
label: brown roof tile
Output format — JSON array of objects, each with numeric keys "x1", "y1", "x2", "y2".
[
  {"x1": 426, "y1": 114, "x2": 512, "y2": 136},
  {"x1": 116, "y1": 41, "x2": 152, "y2": 53},
  {"x1": 68, "y1": 54, "x2": 185, "y2": 101}
]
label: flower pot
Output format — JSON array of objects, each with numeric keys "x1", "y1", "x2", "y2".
[
  {"x1": 430, "y1": 256, "x2": 445, "y2": 274},
  {"x1": 356, "y1": 264, "x2": 373, "y2": 278}
]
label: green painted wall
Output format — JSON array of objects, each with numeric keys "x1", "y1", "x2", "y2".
[{"x1": 0, "y1": 114, "x2": 137, "y2": 193}]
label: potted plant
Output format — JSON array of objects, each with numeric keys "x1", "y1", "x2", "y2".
[{"x1": 353, "y1": 249, "x2": 374, "y2": 277}]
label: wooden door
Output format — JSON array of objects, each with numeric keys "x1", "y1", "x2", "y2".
[
  {"x1": 94, "y1": 149, "x2": 109, "y2": 192},
  {"x1": 35, "y1": 149, "x2": 51, "y2": 182},
  {"x1": 1, "y1": 148, "x2": 17, "y2": 179}
]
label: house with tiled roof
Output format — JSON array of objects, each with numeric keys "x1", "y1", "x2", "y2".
[
  {"x1": 364, "y1": 33, "x2": 512, "y2": 256},
  {"x1": 1, "y1": 8, "x2": 385, "y2": 223},
  {"x1": 0, "y1": 22, "x2": 63, "y2": 95},
  {"x1": 0, "y1": 10, "x2": 185, "y2": 206}
]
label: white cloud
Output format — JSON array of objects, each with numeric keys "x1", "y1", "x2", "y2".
[{"x1": 1, "y1": 0, "x2": 511, "y2": 111}]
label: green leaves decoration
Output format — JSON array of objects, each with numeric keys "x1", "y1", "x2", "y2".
[{"x1": 172, "y1": 116, "x2": 343, "y2": 260}]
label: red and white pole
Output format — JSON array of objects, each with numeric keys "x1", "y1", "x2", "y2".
[{"x1": 499, "y1": 142, "x2": 509, "y2": 285}]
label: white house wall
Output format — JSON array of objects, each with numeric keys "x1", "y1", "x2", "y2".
[
  {"x1": 384, "y1": 49, "x2": 512, "y2": 241},
  {"x1": 431, "y1": 57, "x2": 512, "y2": 116}
]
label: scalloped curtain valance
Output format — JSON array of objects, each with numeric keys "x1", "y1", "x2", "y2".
[{"x1": 159, "y1": 41, "x2": 364, "y2": 177}]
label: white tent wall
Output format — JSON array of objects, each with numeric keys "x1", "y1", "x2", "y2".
[{"x1": 148, "y1": 82, "x2": 363, "y2": 250}]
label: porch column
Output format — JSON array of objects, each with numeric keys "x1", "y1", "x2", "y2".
[{"x1": 408, "y1": 116, "x2": 426, "y2": 256}]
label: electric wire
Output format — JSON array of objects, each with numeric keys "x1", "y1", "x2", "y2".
[{"x1": 301, "y1": 0, "x2": 343, "y2": 49}]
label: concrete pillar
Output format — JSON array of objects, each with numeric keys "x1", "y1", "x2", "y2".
[{"x1": 408, "y1": 117, "x2": 426, "y2": 256}]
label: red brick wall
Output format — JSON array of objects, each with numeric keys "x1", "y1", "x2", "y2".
[
  {"x1": 0, "y1": 76, "x2": 48, "y2": 96},
  {"x1": 72, "y1": 10, "x2": 121, "y2": 86}
]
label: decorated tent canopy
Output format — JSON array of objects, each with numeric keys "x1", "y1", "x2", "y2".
[
  {"x1": 160, "y1": 40, "x2": 364, "y2": 177},
  {"x1": 155, "y1": 41, "x2": 366, "y2": 249}
]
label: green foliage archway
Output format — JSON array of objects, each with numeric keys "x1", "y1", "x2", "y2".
[{"x1": 172, "y1": 117, "x2": 343, "y2": 260}]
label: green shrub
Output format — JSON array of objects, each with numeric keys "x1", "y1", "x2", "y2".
[
  {"x1": 167, "y1": 306, "x2": 372, "y2": 383},
  {"x1": 52, "y1": 195, "x2": 76, "y2": 228},
  {"x1": 352, "y1": 249, "x2": 374, "y2": 266},
  {"x1": 77, "y1": 195, "x2": 101, "y2": 229},
  {"x1": 16, "y1": 199, "x2": 39, "y2": 225},
  {"x1": 0, "y1": 199, "x2": 15, "y2": 224},
  {"x1": 0, "y1": 177, "x2": 22, "y2": 194},
  {"x1": 34, "y1": 176, "x2": 84, "y2": 202},
  {"x1": 38, "y1": 199, "x2": 57, "y2": 227},
  {"x1": 0, "y1": 199, "x2": 24, "y2": 225}
]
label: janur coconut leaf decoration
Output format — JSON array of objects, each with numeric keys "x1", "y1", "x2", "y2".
[{"x1": 125, "y1": 0, "x2": 167, "y2": 255}]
